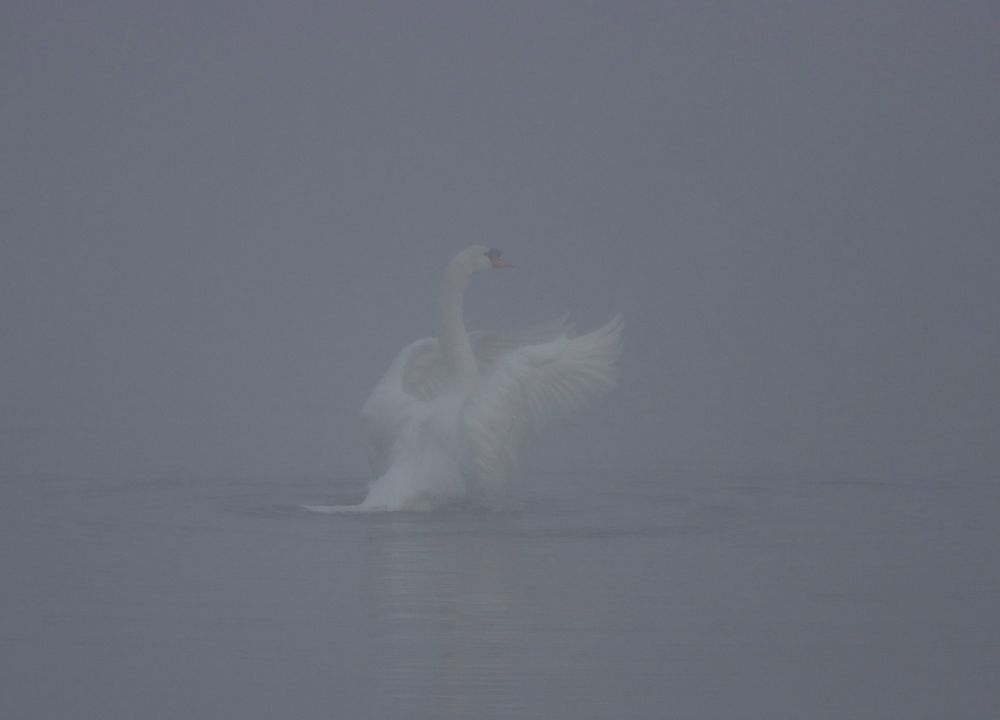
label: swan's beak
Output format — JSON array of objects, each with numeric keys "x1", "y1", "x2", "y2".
[{"x1": 490, "y1": 255, "x2": 513, "y2": 268}]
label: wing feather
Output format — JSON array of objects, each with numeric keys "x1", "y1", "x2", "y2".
[
  {"x1": 469, "y1": 314, "x2": 577, "y2": 367},
  {"x1": 360, "y1": 337, "x2": 438, "y2": 475},
  {"x1": 460, "y1": 315, "x2": 623, "y2": 483},
  {"x1": 360, "y1": 315, "x2": 612, "y2": 480}
]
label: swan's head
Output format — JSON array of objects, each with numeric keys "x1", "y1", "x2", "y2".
[{"x1": 455, "y1": 245, "x2": 513, "y2": 273}]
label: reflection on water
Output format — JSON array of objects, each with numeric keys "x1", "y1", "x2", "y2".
[
  {"x1": 5, "y1": 472, "x2": 998, "y2": 719},
  {"x1": 363, "y1": 515, "x2": 526, "y2": 718},
  {"x1": 346, "y1": 476, "x2": 736, "y2": 719}
]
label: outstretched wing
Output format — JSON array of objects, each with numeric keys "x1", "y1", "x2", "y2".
[
  {"x1": 360, "y1": 337, "x2": 439, "y2": 476},
  {"x1": 360, "y1": 315, "x2": 595, "y2": 477},
  {"x1": 460, "y1": 315, "x2": 623, "y2": 483},
  {"x1": 469, "y1": 314, "x2": 577, "y2": 368}
]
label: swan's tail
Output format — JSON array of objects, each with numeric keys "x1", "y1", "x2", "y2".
[{"x1": 303, "y1": 452, "x2": 464, "y2": 513}]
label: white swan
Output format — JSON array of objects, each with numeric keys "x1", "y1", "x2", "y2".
[{"x1": 306, "y1": 246, "x2": 622, "y2": 512}]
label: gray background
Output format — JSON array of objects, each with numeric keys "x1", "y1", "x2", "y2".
[
  {"x1": 3, "y1": 4, "x2": 1000, "y2": 719},
  {"x1": 3, "y1": 1, "x2": 998, "y2": 483}
]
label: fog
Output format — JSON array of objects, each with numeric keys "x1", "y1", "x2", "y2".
[
  {"x1": 2, "y1": 3, "x2": 999, "y2": 716},
  {"x1": 3, "y1": 2, "x2": 997, "y2": 482}
]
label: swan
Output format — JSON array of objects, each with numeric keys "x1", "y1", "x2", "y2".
[{"x1": 305, "y1": 246, "x2": 622, "y2": 512}]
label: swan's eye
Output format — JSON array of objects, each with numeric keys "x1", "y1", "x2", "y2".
[{"x1": 485, "y1": 248, "x2": 501, "y2": 259}]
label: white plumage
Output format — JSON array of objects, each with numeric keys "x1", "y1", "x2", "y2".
[{"x1": 306, "y1": 246, "x2": 622, "y2": 512}]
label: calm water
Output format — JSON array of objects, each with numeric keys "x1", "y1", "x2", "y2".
[{"x1": 2, "y1": 470, "x2": 998, "y2": 718}]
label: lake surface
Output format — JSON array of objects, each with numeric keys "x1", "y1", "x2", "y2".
[{"x1": 2, "y1": 470, "x2": 998, "y2": 718}]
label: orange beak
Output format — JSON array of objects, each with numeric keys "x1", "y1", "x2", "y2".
[{"x1": 490, "y1": 255, "x2": 513, "y2": 268}]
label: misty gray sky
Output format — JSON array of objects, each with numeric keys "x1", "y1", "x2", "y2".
[{"x1": 3, "y1": 1, "x2": 998, "y2": 481}]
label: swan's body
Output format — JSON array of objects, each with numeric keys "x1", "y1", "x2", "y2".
[{"x1": 306, "y1": 246, "x2": 622, "y2": 512}]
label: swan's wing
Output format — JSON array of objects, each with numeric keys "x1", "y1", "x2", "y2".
[
  {"x1": 460, "y1": 315, "x2": 623, "y2": 480},
  {"x1": 366, "y1": 315, "x2": 575, "y2": 418},
  {"x1": 400, "y1": 338, "x2": 450, "y2": 401},
  {"x1": 360, "y1": 337, "x2": 441, "y2": 475},
  {"x1": 469, "y1": 314, "x2": 577, "y2": 370},
  {"x1": 362, "y1": 317, "x2": 572, "y2": 407},
  {"x1": 360, "y1": 315, "x2": 584, "y2": 477}
]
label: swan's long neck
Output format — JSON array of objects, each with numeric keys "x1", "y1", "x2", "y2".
[{"x1": 438, "y1": 259, "x2": 478, "y2": 388}]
